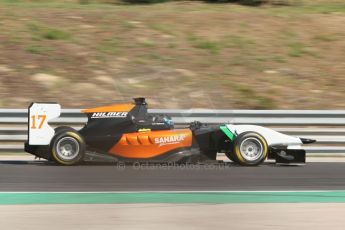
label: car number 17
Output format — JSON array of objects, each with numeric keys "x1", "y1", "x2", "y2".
[{"x1": 30, "y1": 115, "x2": 47, "y2": 129}]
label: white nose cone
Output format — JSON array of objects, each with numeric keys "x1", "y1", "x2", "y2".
[{"x1": 225, "y1": 124, "x2": 302, "y2": 147}]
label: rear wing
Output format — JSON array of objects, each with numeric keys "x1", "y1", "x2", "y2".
[{"x1": 28, "y1": 103, "x2": 61, "y2": 145}]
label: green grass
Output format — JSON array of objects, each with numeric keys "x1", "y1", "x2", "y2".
[
  {"x1": 288, "y1": 42, "x2": 304, "y2": 57},
  {"x1": 287, "y1": 41, "x2": 319, "y2": 58},
  {"x1": 97, "y1": 38, "x2": 120, "y2": 54},
  {"x1": 0, "y1": 0, "x2": 114, "y2": 9},
  {"x1": 256, "y1": 95, "x2": 275, "y2": 109},
  {"x1": 237, "y1": 84, "x2": 255, "y2": 97},
  {"x1": 224, "y1": 34, "x2": 256, "y2": 49},
  {"x1": 194, "y1": 40, "x2": 222, "y2": 54},
  {"x1": 235, "y1": 84, "x2": 276, "y2": 109},
  {"x1": 300, "y1": 3, "x2": 345, "y2": 14},
  {"x1": 187, "y1": 33, "x2": 256, "y2": 54},
  {"x1": 121, "y1": 21, "x2": 138, "y2": 30},
  {"x1": 313, "y1": 34, "x2": 339, "y2": 42},
  {"x1": 188, "y1": 34, "x2": 223, "y2": 54},
  {"x1": 44, "y1": 29, "x2": 71, "y2": 40},
  {"x1": 268, "y1": 2, "x2": 345, "y2": 15},
  {"x1": 254, "y1": 55, "x2": 286, "y2": 63},
  {"x1": 140, "y1": 39, "x2": 156, "y2": 48},
  {"x1": 26, "y1": 44, "x2": 54, "y2": 55},
  {"x1": 141, "y1": 53, "x2": 162, "y2": 60},
  {"x1": 28, "y1": 22, "x2": 71, "y2": 41},
  {"x1": 272, "y1": 55, "x2": 287, "y2": 63},
  {"x1": 149, "y1": 23, "x2": 175, "y2": 35}
]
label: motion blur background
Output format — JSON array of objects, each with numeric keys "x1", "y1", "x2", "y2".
[{"x1": 0, "y1": 0, "x2": 344, "y2": 109}]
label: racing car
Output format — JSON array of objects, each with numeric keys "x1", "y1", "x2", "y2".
[{"x1": 24, "y1": 98, "x2": 315, "y2": 166}]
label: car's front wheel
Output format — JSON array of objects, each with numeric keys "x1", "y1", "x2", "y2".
[
  {"x1": 230, "y1": 132, "x2": 268, "y2": 166},
  {"x1": 50, "y1": 127, "x2": 85, "y2": 165}
]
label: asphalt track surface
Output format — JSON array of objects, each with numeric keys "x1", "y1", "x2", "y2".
[{"x1": 1, "y1": 161, "x2": 345, "y2": 192}]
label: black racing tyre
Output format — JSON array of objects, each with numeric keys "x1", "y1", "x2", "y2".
[
  {"x1": 231, "y1": 132, "x2": 268, "y2": 166},
  {"x1": 50, "y1": 128, "x2": 85, "y2": 165},
  {"x1": 54, "y1": 126, "x2": 75, "y2": 134},
  {"x1": 39, "y1": 127, "x2": 76, "y2": 162},
  {"x1": 225, "y1": 151, "x2": 239, "y2": 163}
]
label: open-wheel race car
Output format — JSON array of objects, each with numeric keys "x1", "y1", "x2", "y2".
[{"x1": 25, "y1": 98, "x2": 315, "y2": 166}]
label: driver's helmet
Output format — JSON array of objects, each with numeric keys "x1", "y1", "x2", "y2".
[{"x1": 163, "y1": 116, "x2": 174, "y2": 127}]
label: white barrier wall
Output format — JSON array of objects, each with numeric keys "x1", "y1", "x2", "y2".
[{"x1": 0, "y1": 109, "x2": 344, "y2": 154}]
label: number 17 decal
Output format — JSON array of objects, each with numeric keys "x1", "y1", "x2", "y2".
[{"x1": 31, "y1": 115, "x2": 47, "y2": 129}]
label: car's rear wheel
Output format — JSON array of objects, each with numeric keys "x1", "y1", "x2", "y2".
[
  {"x1": 230, "y1": 132, "x2": 268, "y2": 166},
  {"x1": 50, "y1": 127, "x2": 85, "y2": 165}
]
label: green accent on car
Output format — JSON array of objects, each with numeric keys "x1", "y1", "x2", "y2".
[{"x1": 220, "y1": 126, "x2": 235, "y2": 141}]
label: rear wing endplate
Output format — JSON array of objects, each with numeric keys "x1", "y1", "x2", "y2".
[{"x1": 28, "y1": 103, "x2": 61, "y2": 145}]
